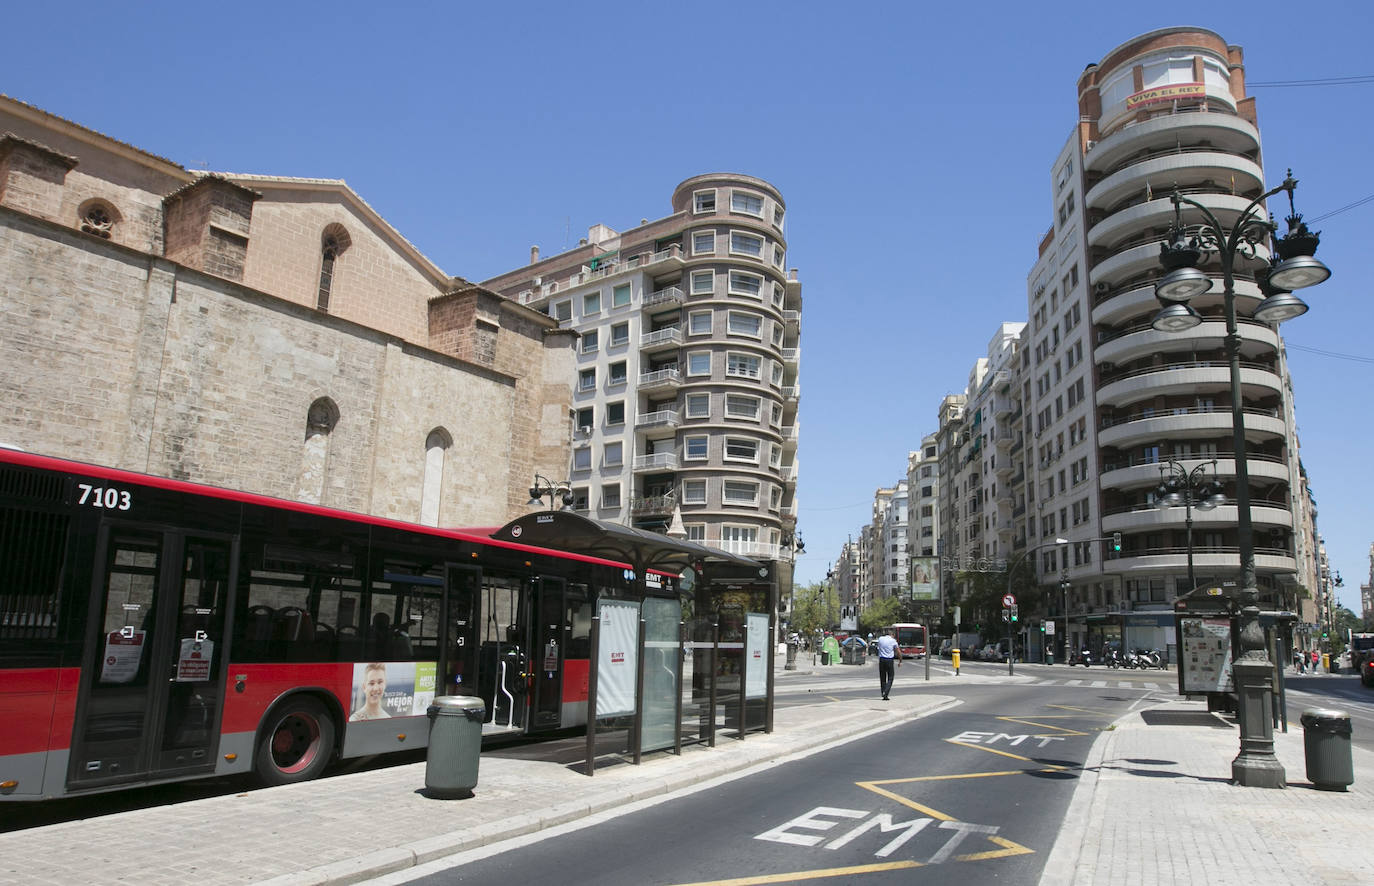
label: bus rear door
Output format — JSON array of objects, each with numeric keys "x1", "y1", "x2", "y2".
[{"x1": 69, "y1": 526, "x2": 234, "y2": 790}]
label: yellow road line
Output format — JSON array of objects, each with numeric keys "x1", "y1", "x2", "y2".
[{"x1": 669, "y1": 860, "x2": 922, "y2": 885}]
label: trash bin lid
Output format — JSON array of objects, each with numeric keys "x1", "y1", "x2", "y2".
[
  {"x1": 429, "y1": 695, "x2": 486, "y2": 714},
  {"x1": 1300, "y1": 708, "x2": 1352, "y2": 734}
]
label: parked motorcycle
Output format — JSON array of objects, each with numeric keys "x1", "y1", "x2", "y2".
[
  {"x1": 1104, "y1": 648, "x2": 1122, "y2": 669},
  {"x1": 1137, "y1": 648, "x2": 1165, "y2": 669},
  {"x1": 1068, "y1": 647, "x2": 1092, "y2": 667}
]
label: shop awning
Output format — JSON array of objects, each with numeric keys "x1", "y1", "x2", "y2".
[{"x1": 490, "y1": 510, "x2": 762, "y2": 578}]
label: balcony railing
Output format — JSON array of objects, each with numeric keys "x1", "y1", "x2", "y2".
[
  {"x1": 630, "y1": 493, "x2": 677, "y2": 516},
  {"x1": 643, "y1": 286, "x2": 684, "y2": 309},
  {"x1": 640, "y1": 327, "x2": 683, "y2": 349},
  {"x1": 633, "y1": 453, "x2": 679, "y2": 471},
  {"x1": 638, "y1": 367, "x2": 681, "y2": 389},
  {"x1": 636, "y1": 409, "x2": 680, "y2": 430}
]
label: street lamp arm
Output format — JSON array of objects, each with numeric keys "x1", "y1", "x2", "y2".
[{"x1": 1170, "y1": 177, "x2": 1295, "y2": 266}]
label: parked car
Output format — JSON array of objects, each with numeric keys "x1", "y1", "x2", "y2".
[
  {"x1": 980, "y1": 643, "x2": 1000, "y2": 662},
  {"x1": 939, "y1": 639, "x2": 953, "y2": 659}
]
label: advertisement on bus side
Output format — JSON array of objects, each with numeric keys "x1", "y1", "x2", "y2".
[{"x1": 348, "y1": 661, "x2": 437, "y2": 721}]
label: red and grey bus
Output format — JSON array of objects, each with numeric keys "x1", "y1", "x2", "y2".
[
  {"x1": 0, "y1": 448, "x2": 683, "y2": 801},
  {"x1": 888, "y1": 623, "x2": 927, "y2": 659}
]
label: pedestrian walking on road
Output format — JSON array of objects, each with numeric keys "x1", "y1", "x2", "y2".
[{"x1": 874, "y1": 630, "x2": 900, "y2": 700}]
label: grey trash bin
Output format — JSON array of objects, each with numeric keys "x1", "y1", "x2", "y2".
[
  {"x1": 425, "y1": 695, "x2": 485, "y2": 798},
  {"x1": 1299, "y1": 708, "x2": 1353, "y2": 791}
]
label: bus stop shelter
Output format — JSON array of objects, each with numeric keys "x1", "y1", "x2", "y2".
[{"x1": 490, "y1": 512, "x2": 773, "y2": 772}]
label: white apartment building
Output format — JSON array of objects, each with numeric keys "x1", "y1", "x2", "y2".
[
  {"x1": 906, "y1": 435, "x2": 940, "y2": 559},
  {"x1": 481, "y1": 174, "x2": 802, "y2": 563},
  {"x1": 1019, "y1": 27, "x2": 1318, "y2": 656}
]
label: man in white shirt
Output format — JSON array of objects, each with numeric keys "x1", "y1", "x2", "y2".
[{"x1": 874, "y1": 630, "x2": 900, "y2": 700}]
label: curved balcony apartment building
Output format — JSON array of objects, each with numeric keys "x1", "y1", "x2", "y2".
[
  {"x1": 481, "y1": 174, "x2": 802, "y2": 562},
  {"x1": 1034, "y1": 28, "x2": 1309, "y2": 625}
]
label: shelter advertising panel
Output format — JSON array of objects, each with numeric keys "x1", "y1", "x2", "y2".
[
  {"x1": 1179, "y1": 617, "x2": 1234, "y2": 693},
  {"x1": 597, "y1": 599, "x2": 640, "y2": 718},
  {"x1": 745, "y1": 612, "x2": 769, "y2": 699}
]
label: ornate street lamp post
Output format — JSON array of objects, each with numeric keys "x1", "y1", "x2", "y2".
[
  {"x1": 1150, "y1": 171, "x2": 1332, "y2": 788},
  {"x1": 1155, "y1": 459, "x2": 1227, "y2": 593}
]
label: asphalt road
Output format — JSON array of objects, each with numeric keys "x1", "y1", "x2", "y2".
[{"x1": 381, "y1": 675, "x2": 1170, "y2": 885}]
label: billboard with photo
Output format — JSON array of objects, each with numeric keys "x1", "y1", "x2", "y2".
[
  {"x1": 909, "y1": 557, "x2": 939, "y2": 600},
  {"x1": 348, "y1": 661, "x2": 437, "y2": 721}
]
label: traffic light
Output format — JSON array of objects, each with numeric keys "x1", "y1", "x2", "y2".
[
  {"x1": 1010, "y1": 605, "x2": 1019, "y2": 623},
  {"x1": 1111, "y1": 532, "x2": 1122, "y2": 552},
  {"x1": 1002, "y1": 608, "x2": 1011, "y2": 623}
]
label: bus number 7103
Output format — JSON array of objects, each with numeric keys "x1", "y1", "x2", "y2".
[{"x1": 77, "y1": 483, "x2": 132, "y2": 511}]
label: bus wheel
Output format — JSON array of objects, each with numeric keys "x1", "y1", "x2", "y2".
[{"x1": 255, "y1": 697, "x2": 336, "y2": 786}]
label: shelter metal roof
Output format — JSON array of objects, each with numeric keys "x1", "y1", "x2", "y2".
[{"x1": 490, "y1": 510, "x2": 762, "y2": 577}]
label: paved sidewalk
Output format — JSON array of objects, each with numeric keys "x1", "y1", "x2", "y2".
[
  {"x1": 1041, "y1": 696, "x2": 1374, "y2": 885},
  {"x1": 2, "y1": 656, "x2": 1370, "y2": 885}
]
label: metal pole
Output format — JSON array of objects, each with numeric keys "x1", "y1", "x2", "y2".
[{"x1": 1173, "y1": 188, "x2": 1286, "y2": 788}]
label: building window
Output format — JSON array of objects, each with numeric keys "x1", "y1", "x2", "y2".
[
  {"x1": 726, "y1": 352, "x2": 761, "y2": 379},
  {"x1": 685, "y1": 435, "x2": 709, "y2": 460},
  {"x1": 682, "y1": 479, "x2": 707, "y2": 504},
  {"x1": 579, "y1": 368, "x2": 596, "y2": 391},
  {"x1": 612, "y1": 283, "x2": 631, "y2": 308},
  {"x1": 552, "y1": 300, "x2": 572, "y2": 322},
  {"x1": 773, "y1": 205, "x2": 785, "y2": 227},
  {"x1": 725, "y1": 394, "x2": 761, "y2": 420},
  {"x1": 772, "y1": 244, "x2": 785, "y2": 267},
  {"x1": 316, "y1": 227, "x2": 353, "y2": 311},
  {"x1": 688, "y1": 310, "x2": 713, "y2": 335},
  {"x1": 609, "y1": 322, "x2": 629, "y2": 346},
  {"x1": 723, "y1": 482, "x2": 759, "y2": 505},
  {"x1": 604, "y1": 442, "x2": 623, "y2": 467},
  {"x1": 727, "y1": 312, "x2": 762, "y2": 338},
  {"x1": 730, "y1": 191, "x2": 764, "y2": 217},
  {"x1": 691, "y1": 269, "x2": 714, "y2": 294},
  {"x1": 299, "y1": 397, "x2": 339, "y2": 505},
  {"x1": 573, "y1": 447, "x2": 591, "y2": 471},
  {"x1": 687, "y1": 351, "x2": 712, "y2": 376},
  {"x1": 581, "y1": 330, "x2": 599, "y2": 353},
  {"x1": 693, "y1": 231, "x2": 716, "y2": 255},
  {"x1": 571, "y1": 487, "x2": 589, "y2": 511},
  {"x1": 727, "y1": 271, "x2": 763, "y2": 298},
  {"x1": 772, "y1": 283, "x2": 785, "y2": 307},
  {"x1": 685, "y1": 393, "x2": 710, "y2": 418},
  {"x1": 576, "y1": 407, "x2": 593, "y2": 431},
  {"x1": 693, "y1": 190, "x2": 716, "y2": 213},
  {"x1": 609, "y1": 361, "x2": 627, "y2": 385},
  {"x1": 606, "y1": 401, "x2": 625, "y2": 426},
  {"x1": 601, "y1": 483, "x2": 621, "y2": 509},
  {"x1": 729, "y1": 231, "x2": 764, "y2": 258},
  {"x1": 725, "y1": 437, "x2": 759, "y2": 463},
  {"x1": 420, "y1": 427, "x2": 452, "y2": 527},
  {"x1": 79, "y1": 201, "x2": 118, "y2": 239}
]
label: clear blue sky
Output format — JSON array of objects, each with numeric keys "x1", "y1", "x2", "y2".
[{"x1": 5, "y1": 2, "x2": 1370, "y2": 612}]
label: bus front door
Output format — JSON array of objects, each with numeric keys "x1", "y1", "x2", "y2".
[
  {"x1": 440, "y1": 565, "x2": 480, "y2": 698},
  {"x1": 69, "y1": 527, "x2": 234, "y2": 789},
  {"x1": 529, "y1": 577, "x2": 566, "y2": 731}
]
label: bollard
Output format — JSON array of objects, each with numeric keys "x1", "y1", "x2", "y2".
[{"x1": 952, "y1": 648, "x2": 961, "y2": 675}]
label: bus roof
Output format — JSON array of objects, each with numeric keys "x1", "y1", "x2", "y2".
[{"x1": 0, "y1": 447, "x2": 678, "y2": 576}]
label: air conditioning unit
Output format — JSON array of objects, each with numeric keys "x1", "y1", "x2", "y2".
[
  {"x1": 1094, "y1": 282, "x2": 1111, "y2": 295},
  {"x1": 579, "y1": 425, "x2": 593, "y2": 436}
]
